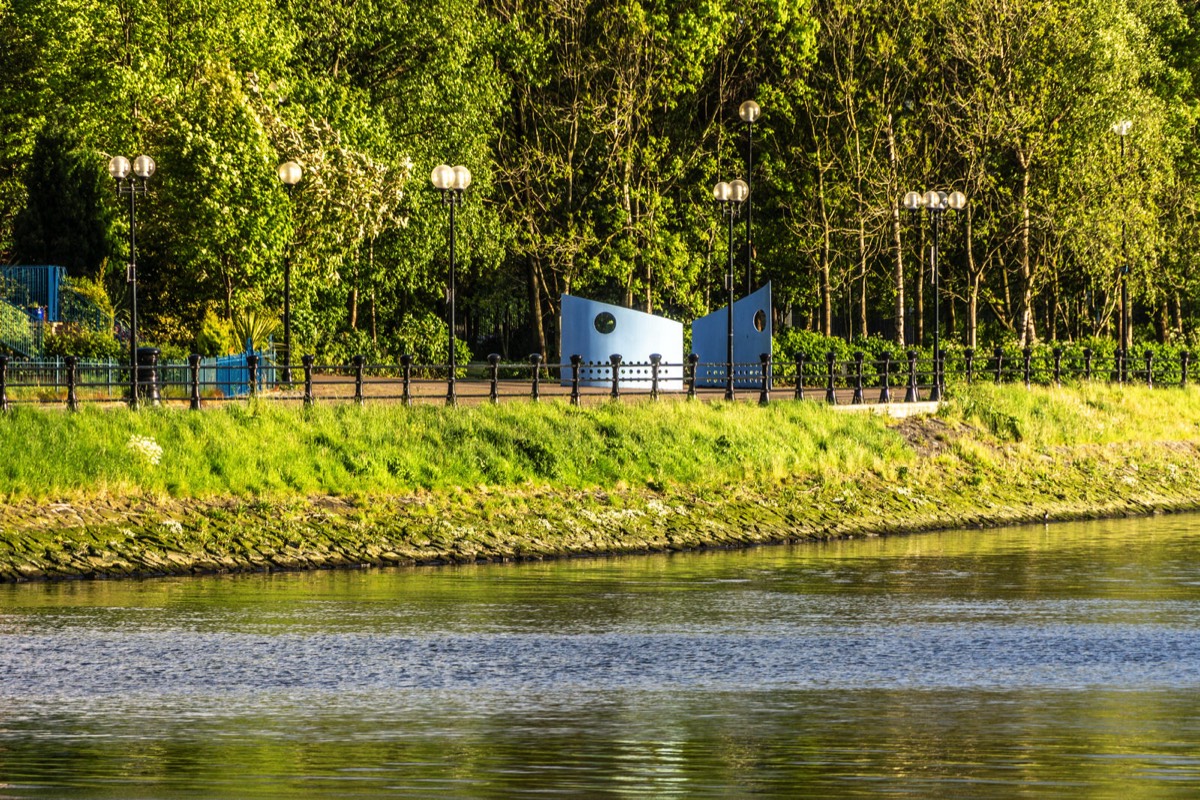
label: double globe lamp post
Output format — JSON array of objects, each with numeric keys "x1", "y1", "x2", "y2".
[
  {"x1": 430, "y1": 163, "x2": 472, "y2": 406},
  {"x1": 713, "y1": 178, "x2": 750, "y2": 401},
  {"x1": 277, "y1": 160, "x2": 304, "y2": 383},
  {"x1": 107, "y1": 154, "x2": 156, "y2": 408},
  {"x1": 903, "y1": 188, "x2": 966, "y2": 401}
]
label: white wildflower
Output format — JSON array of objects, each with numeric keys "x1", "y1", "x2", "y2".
[
  {"x1": 160, "y1": 519, "x2": 183, "y2": 536},
  {"x1": 127, "y1": 435, "x2": 163, "y2": 466}
]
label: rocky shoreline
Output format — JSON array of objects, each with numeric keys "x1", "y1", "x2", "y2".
[{"x1": 3, "y1": 433, "x2": 1198, "y2": 582}]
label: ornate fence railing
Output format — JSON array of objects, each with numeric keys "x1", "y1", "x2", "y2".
[{"x1": 0, "y1": 346, "x2": 1191, "y2": 412}]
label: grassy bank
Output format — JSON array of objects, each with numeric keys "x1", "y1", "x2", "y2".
[{"x1": 2, "y1": 384, "x2": 1200, "y2": 581}]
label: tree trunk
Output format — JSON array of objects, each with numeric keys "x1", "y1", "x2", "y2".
[
  {"x1": 886, "y1": 115, "x2": 905, "y2": 347},
  {"x1": 1017, "y1": 150, "x2": 1036, "y2": 345}
]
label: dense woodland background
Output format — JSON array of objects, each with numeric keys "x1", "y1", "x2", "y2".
[{"x1": 1, "y1": 0, "x2": 1198, "y2": 363}]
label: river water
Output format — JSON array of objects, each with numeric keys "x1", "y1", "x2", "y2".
[{"x1": 1, "y1": 515, "x2": 1199, "y2": 797}]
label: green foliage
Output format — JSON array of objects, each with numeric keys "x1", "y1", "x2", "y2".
[
  {"x1": 43, "y1": 325, "x2": 121, "y2": 360},
  {"x1": 231, "y1": 308, "x2": 280, "y2": 353},
  {"x1": 196, "y1": 309, "x2": 236, "y2": 357}
]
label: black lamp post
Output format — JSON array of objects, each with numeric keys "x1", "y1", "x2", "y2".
[
  {"x1": 108, "y1": 154, "x2": 155, "y2": 408},
  {"x1": 276, "y1": 160, "x2": 303, "y2": 383},
  {"x1": 714, "y1": 178, "x2": 749, "y2": 401},
  {"x1": 903, "y1": 188, "x2": 966, "y2": 401},
  {"x1": 431, "y1": 163, "x2": 471, "y2": 406},
  {"x1": 1112, "y1": 119, "x2": 1132, "y2": 377},
  {"x1": 739, "y1": 99, "x2": 760, "y2": 295}
]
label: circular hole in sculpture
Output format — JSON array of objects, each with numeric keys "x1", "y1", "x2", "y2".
[
  {"x1": 594, "y1": 312, "x2": 616, "y2": 334},
  {"x1": 753, "y1": 309, "x2": 767, "y2": 332}
]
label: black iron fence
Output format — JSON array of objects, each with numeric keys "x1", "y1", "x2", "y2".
[{"x1": 0, "y1": 346, "x2": 1192, "y2": 412}]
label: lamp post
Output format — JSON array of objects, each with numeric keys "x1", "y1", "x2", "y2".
[
  {"x1": 276, "y1": 160, "x2": 303, "y2": 383},
  {"x1": 714, "y1": 178, "x2": 749, "y2": 400},
  {"x1": 739, "y1": 100, "x2": 761, "y2": 295},
  {"x1": 430, "y1": 163, "x2": 471, "y2": 405},
  {"x1": 1112, "y1": 119, "x2": 1132, "y2": 378},
  {"x1": 903, "y1": 188, "x2": 966, "y2": 401},
  {"x1": 108, "y1": 154, "x2": 155, "y2": 408}
]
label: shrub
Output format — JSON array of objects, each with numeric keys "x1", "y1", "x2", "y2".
[{"x1": 43, "y1": 324, "x2": 121, "y2": 360}]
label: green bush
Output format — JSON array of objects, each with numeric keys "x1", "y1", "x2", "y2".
[
  {"x1": 195, "y1": 309, "x2": 235, "y2": 357},
  {"x1": 43, "y1": 324, "x2": 121, "y2": 360}
]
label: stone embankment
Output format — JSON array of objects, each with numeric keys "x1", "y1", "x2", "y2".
[{"x1": 3, "y1": 424, "x2": 1198, "y2": 582}]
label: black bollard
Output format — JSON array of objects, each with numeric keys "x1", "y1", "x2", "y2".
[
  {"x1": 795, "y1": 353, "x2": 808, "y2": 401},
  {"x1": 302, "y1": 355, "x2": 315, "y2": 406},
  {"x1": 570, "y1": 354, "x2": 582, "y2": 406},
  {"x1": 825, "y1": 350, "x2": 838, "y2": 405},
  {"x1": 1084, "y1": 347, "x2": 1093, "y2": 380},
  {"x1": 488, "y1": 354, "x2": 501, "y2": 404},
  {"x1": 905, "y1": 350, "x2": 919, "y2": 403},
  {"x1": 687, "y1": 353, "x2": 699, "y2": 400},
  {"x1": 650, "y1": 353, "x2": 662, "y2": 401},
  {"x1": 246, "y1": 354, "x2": 260, "y2": 398},
  {"x1": 1022, "y1": 346, "x2": 1032, "y2": 388},
  {"x1": 137, "y1": 347, "x2": 162, "y2": 406},
  {"x1": 879, "y1": 352, "x2": 893, "y2": 404},
  {"x1": 529, "y1": 353, "x2": 543, "y2": 401},
  {"x1": 852, "y1": 351, "x2": 864, "y2": 405},
  {"x1": 610, "y1": 354, "x2": 622, "y2": 400},
  {"x1": 993, "y1": 347, "x2": 1004, "y2": 384},
  {"x1": 66, "y1": 356, "x2": 78, "y2": 411},
  {"x1": 189, "y1": 354, "x2": 202, "y2": 410},
  {"x1": 759, "y1": 353, "x2": 771, "y2": 406},
  {"x1": 352, "y1": 355, "x2": 364, "y2": 404},
  {"x1": 964, "y1": 348, "x2": 975, "y2": 384},
  {"x1": 400, "y1": 354, "x2": 413, "y2": 406},
  {"x1": 1053, "y1": 347, "x2": 1063, "y2": 387}
]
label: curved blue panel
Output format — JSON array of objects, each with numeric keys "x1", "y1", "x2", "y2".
[
  {"x1": 690, "y1": 283, "x2": 772, "y2": 388},
  {"x1": 559, "y1": 295, "x2": 685, "y2": 389}
]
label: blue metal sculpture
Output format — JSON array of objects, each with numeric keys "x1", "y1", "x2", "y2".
[
  {"x1": 559, "y1": 295, "x2": 684, "y2": 389},
  {"x1": 691, "y1": 283, "x2": 772, "y2": 388}
]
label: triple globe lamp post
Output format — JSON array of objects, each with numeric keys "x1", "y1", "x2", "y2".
[
  {"x1": 902, "y1": 188, "x2": 966, "y2": 401},
  {"x1": 107, "y1": 153, "x2": 156, "y2": 408}
]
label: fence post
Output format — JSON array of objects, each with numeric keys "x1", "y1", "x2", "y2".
[
  {"x1": 0, "y1": 355, "x2": 8, "y2": 412},
  {"x1": 66, "y1": 356, "x2": 78, "y2": 411},
  {"x1": 905, "y1": 350, "x2": 918, "y2": 403},
  {"x1": 1022, "y1": 347, "x2": 1032, "y2": 388},
  {"x1": 189, "y1": 354, "x2": 202, "y2": 411},
  {"x1": 851, "y1": 352, "x2": 864, "y2": 404},
  {"x1": 302, "y1": 355, "x2": 315, "y2": 407},
  {"x1": 1083, "y1": 348, "x2": 1093, "y2": 380},
  {"x1": 610, "y1": 354, "x2": 622, "y2": 400},
  {"x1": 1053, "y1": 347, "x2": 1063, "y2": 387},
  {"x1": 352, "y1": 355, "x2": 365, "y2": 405},
  {"x1": 246, "y1": 354, "x2": 260, "y2": 398},
  {"x1": 1182, "y1": 351, "x2": 1190, "y2": 389},
  {"x1": 964, "y1": 348, "x2": 975, "y2": 384},
  {"x1": 795, "y1": 353, "x2": 807, "y2": 401},
  {"x1": 993, "y1": 347, "x2": 1004, "y2": 384},
  {"x1": 825, "y1": 350, "x2": 838, "y2": 405},
  {"x1": 1144, "y1": 349, "x2": 1153, "y2": 388},
  {"x1": 759, "y1": 353, "x2": 771, "y2": 406},
  {"x1": 649, "y1": 353, "x2": 662, "y2": 401},
  {"x1": 687, "y1": 353, "x2": 699, "y2": 400},
  {"x1": 878, "y1": 352, "x2": 892, "y2": 403},
  {"x1": 570, "y1": 354, "x2": 582, "y2": 406},
  {"x1": 401, "y1": 355, "x2": 413, "y2": 406},
  {"x1": 487, "y1": 354, "x2": 500, "y2": 404},
  {"x1": 1115, "y1": 349, "x2": 1124, "y2": 385},
  {"x1": 530, "y1": 353, "x2": 543, "y2": 401}
]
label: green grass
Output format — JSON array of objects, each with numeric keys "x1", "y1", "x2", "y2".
[
  {"x1": 943, "y1": 382, "x2": 1200, "y2": 446},
  {"x1": 0, "y1": 399, "x2": 910, "y2": 500},
  {"x1": 5, "y1": 383, "x2": 1200, "y2": 503}
]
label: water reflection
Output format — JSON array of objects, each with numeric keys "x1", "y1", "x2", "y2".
[{"x1": 1, "y1": 516, "x2": 1199, "y2": 797}]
